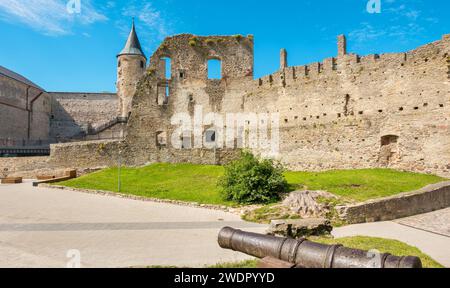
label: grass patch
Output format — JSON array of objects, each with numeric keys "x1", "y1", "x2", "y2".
[
  {"x1": 285, "y1": 169, "x2": 444, "y2": 202},
  {"x1": 207, "y1": 259, "x2": 258, "y2": 268},
  {"x1": 312, "y1": 236, "x2": 443, "y2": 268},
  {"x1": 59, "y1": 164, "x2": 445, "y2": 206},
  {"x1": 60, "y1": 163, "x2": 232, "y2": 206},
  {"x1": 146, "y1": 260, "x2": 259, "y2": 269},
  {"x1": 242, "y1": 204, "x2": 301, "y2": 224}
]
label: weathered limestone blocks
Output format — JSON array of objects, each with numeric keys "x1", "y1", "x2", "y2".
[
  {"x1": 49, "y1": 92, "x2": 119, "y2": 141},
  {"x1": 49, "y1": 140, "x2": 124, "y2": 169},
  {"x1": 337, "y1": 34, "x2": 347, "y2": 57},
  {"x1": 282, "y1": 190, "x2": 338, "y2": 218},
  {"x1": 0, "y1": 156, "x2": 52, "y2": 178},
  {"x1": 337, "y1": 181, "x2": 450, "y2": 224},
  {"x1": 267, "y1": 218, "x2": 333, "y2": 239}
]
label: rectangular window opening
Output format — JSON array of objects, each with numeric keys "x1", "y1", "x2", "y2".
[{"x1": 208, "y1": 59, "x2": 222, "y2": 79}]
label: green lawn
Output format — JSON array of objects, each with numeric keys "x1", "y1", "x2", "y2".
[
  {"x1": 58, "y1": 163, "x2": 445, "y2": 205},
  {"x1": 285, "y1": 169, "x2": 444, "y2": 202},
  {"x1": 60, "y1": 163, "x2": 231, "y2": 206}
]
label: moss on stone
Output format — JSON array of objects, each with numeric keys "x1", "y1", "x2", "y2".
[
  {"x1": 233, "y1": 34, "x2": 243, "y2": 41},
  {"x1": 189, "y1": 36, "x2": 199, "y2": 47}
]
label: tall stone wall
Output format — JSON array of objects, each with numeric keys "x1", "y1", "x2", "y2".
[
  {"x1": 8, "y1": 34, "x2": 448, "y2": 178},
  {"x1": 49, "y1": 92, "x2": 119, "y2": 141},
  {"x1": 123, "y1": 33, "x2": 450, "y2": 177},
  {"x1": 123, "y1": 34, "x2": 254, "y2": 166},
  {"x1": 244, "y1": 35, "x2": 450, "y2": 177},
  {"x1": 0, "y1": 74, "x2": 50, "y2": 145}
]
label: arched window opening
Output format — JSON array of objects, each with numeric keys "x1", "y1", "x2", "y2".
[
  {"x1": 208, "y1": 59, "x2": 222, "y2": 79},
  {"x1": 140, "y1": 60, "x2": 145, "y2": 69}
]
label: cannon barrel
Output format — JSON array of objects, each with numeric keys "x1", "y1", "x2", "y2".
[{"x1": 218, "y1": 227, "x2": 422, "y2": 268}]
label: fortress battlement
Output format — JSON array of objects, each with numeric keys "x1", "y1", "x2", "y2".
[{"x1": 252, "y1": 34, "x2": 449, "y2": 91}]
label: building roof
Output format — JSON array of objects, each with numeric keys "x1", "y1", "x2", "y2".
[
  {"x1": 118, "y1": 20, "x2": 146, "y2": 59},
  {"x1": 0, "y1": 65, "x2": 45, "y2": 91}
]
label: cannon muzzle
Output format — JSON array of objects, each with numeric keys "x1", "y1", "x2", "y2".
[{"x1": 218, "y1": 227, "x2": 422, "y2": 268}]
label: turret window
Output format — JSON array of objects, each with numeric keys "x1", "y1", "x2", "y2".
[{"x1": 140, "y1": 61, "x2": 145, "y2": 68}]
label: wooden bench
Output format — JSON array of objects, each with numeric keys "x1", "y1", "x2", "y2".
[
  {"x1": 1, "y1": 177, "x2": 23, "y2": 184},
  {"x1": 37, "y1": 175, "x2": 56, "y2": 181},
  {"x1": 65, "y1": 169, "x2": 77, "y2": 178},
  {"x1": 32, "y1": 169, "x2": 77, "y2": 187}
]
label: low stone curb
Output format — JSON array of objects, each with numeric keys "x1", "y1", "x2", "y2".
[
  {"x1": 336, "y1": 181, "x2": 450, "y2": 224},
  {"x1": 39, "y1": 184, "x2": 255, "y2": 215}
]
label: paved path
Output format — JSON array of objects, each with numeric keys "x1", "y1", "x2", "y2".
[
  {"x1": 0, "y1": 181, "x2": 265, "y2": 268},
  {"x1": 333, "y1": 208, "x2": 450, "y2": 267},
  {"x1": 1, "y1": 181, "x2": 449, "y2": 268}
]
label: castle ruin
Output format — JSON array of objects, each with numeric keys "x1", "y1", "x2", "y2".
[{"x1": 1, "y1": 22, "x2": 449, "y2": 178}]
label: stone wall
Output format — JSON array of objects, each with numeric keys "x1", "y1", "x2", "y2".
[
  {"x1": 0, "y1": 140, "x2": 123, "y2": 178},
  {"x1": 337, "y1": 181, "x2": 450, "y2": 224},
  {"x1": 123, "y1": 34, "x2": 254, "y2": 166},
  {"x1": 4, "y1": 34, "x2": 449, "y2": 180},
  {"x1": 49, "y1": 92, "x2": 119, "y2": 141},
  {"x1": 48, "y1": 140, "x2": 124, "y2": 169},
  {"x1": 0, "y1": 74, "x2": 51, "y2": 145},
  {"x1": 245, "y1": 36, "x2": 450, "y2": 177},
  {"x1": 149, "y1": 147, "x2": 240, "y2": 166},
  {"x1": 0, "y1": 156, "x2": 51, "y2": 178},
  {"x1": 123, "y1": 33, "x2": 450, "y2": 177},
  {"x1": 0, "y1": 139, "x2": 238, "y2": 178}
]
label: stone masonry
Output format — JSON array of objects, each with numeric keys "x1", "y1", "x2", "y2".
[
  {"x1": 2, "y1": 25, "x2": 449, "y2": 179},
  {"x1": 117, "y1": 33, "x2": 450, "y2": 178}
]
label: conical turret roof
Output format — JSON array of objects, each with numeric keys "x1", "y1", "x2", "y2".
[{"x1": 118, "y1": 19, "x2": 146, "y2": 59}]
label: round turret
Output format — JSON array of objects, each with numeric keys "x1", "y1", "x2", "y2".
[{"x1": 117, "y1": 20, "x2": 147, "y2": 118}]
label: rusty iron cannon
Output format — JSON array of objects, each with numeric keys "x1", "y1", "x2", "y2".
[{"x1": 218, "y1": 227, "x2": 422, "y2": 268}]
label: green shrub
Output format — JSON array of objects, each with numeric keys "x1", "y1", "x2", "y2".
[
  {"x1": 205, "y1": 38, "x2": 216, "y2": 45},
  {"x1": 233, "y1": 34, "x2": 243, "y2": 41},
  {"x1": 219, "y1": 151, "x2": 288, "y2": 204},
  {"x1": 189, "y1": 36, "x2": 199, "y2": 47}
]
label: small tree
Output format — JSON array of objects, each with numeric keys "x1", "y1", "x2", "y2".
[{"x1": 219, "y1": 151, "x2": 288, "y2": 204}]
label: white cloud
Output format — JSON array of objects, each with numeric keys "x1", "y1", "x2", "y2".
[
  {"x1": 349, "y1": 22, "x2": 386, "y2": 43},
  {"x1": 118, "y1": 1, "x2": 172, "y2": 46},
  {"x1": 106, "y1": 1, "x2": 116, "y2": 9},
  {"x1": 349, "y1": 0, "x2": 435, "y2": 47},
  {"x1": 0, "y1": 0, "x2": 107, "y2": 36}
]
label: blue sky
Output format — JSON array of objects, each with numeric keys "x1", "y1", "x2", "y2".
[{"x1": 0, "y1": 0, "x2": 448, "y2": 92}]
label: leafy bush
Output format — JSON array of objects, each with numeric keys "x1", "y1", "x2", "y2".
[
  {"x1": 219, "y1": 151, "x2": 288, "y2": 204},
  {"x1": 233, "y1": 34, "x2": 243, "y2": 41},
  {"x1": 205, "y1": 38, "x2": 216, "y2": 45},
  {"x1": 189, "y1": 36, "x2": 199, "y2": 47}
]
